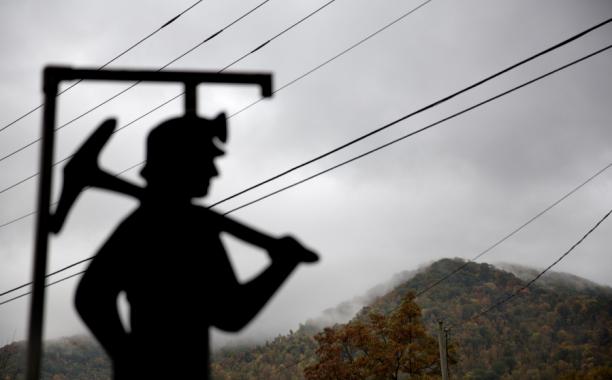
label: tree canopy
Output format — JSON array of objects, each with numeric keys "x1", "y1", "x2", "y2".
[{"x1": 304, "y1": 292, "x2": 441, "y2": 380}]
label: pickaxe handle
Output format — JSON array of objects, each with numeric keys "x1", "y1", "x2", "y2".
[{"x1": 51, "y1": 119, "x2": 318, "y2": 263}]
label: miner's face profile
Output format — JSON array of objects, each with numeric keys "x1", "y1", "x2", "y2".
[{"x1": 182, "y1": 149, "x2": 220, "y2": 197}]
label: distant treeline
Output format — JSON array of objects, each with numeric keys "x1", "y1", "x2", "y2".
[{"x1": 1, "y1": 259, "x2": 611, "y2": 379}]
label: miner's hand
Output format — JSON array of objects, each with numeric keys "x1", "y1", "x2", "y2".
[{"x1": 268, "y1": 236, "x2": 319, "y2": 264}]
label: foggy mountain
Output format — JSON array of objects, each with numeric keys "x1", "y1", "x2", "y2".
[
  {"x1": 1, "y1": 258, "x2": 611, "y2": 379},
  {"x1": 495, "y1": 262, "x2": 612, "y2": 296}
]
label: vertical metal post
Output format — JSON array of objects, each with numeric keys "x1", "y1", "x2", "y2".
[
  {"x1": 185, "y1": 82, "x2": 197, "y2": 116},
  {"x1": 26, "y1": 71, "x2": 58, "y2": 380}
]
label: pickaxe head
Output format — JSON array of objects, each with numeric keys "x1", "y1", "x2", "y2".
[{"x1": 51, "y1": 119, "x2": 117, "y2": 233}]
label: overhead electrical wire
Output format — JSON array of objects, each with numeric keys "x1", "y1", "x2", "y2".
[
  {"x1": 248, "y1": 175, "x2": 612, "y2": 376},
  {"x1": 272, "y1": 178, "x2": 612, "y2": 375},
  {"x1": 1, "y1": 41, "x2": 610, "y2": 307},
  {"x1": 0, "y1": 14, "x2": 610, "y2": 305},
  {"x1": 207, "y1": 16, "x2": 612, "y2": 208},
  {"x1": 276, "y1": 168, "x2": 612, "y2": 376},
  {"x1": 0, "y1": 0, "x2": 205, "y2": 135},
  {"x1": 0, "y1": 14, "x2": 609, "y2": 204},
  {"x1": 281, "y1": 190, "x2": 612, "y2": 374},
  {"x1": 214, "y1": 46, "x2": 612, "y2": 358},
  {"x1": 218, "y1": 0, "x2": 337, "y2": 71},
  {"x1": 0, "y1": 0, "x2": 437, "y2": 298},
  {"x1": 0, "y1": 161, "x2": 144, "y2": 230},
  {"x1": 228, "y1": 0, "x2": 434, "y2": 119},
  {"x1": 414, "y1": 162, "x2": 612, "y2": 297},
  {"x1": 0, "y1": 270, "x2": 86, "y2": 307},
  {"x1": 2, "y1": 10, "x2": 608, "y2": 377},
  {"x1": 0, "y1": 32, "x2": 610, "y2": 298},
  {"x1": 0, "y1": 0, "x2": 347, "y2": 231},
  {"x1": 0, "y1": 20, "x2": 605, "y2": 229},
  {"x1": 0, "y1": 0, "x2": 433, "y2": 199},
  {"x1": 0, "y1": 0, "x2": 276, "y2": 165},
  {"x1": 219, "y1": 43, "x2": 612, "y2": 215},
  {"x1": 0, "y1": 0, "x2": 337, "y2": 196},
  {"x1": 0, "y1": 210, "x2": 36, "y2": 230},
  {"x1": 0, "y1": 160, "x2": 159, "y2": 297},
  {"x1": 449, "y1": 206, "x2": 612, "y2": 330},
  {"x1": 0, "y1": 257, "x2": 93, "y2": 299}
]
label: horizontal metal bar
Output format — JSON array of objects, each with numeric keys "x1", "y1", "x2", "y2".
[{"x1": 44, "y1": 66, "x2": 273, "y2": 97}]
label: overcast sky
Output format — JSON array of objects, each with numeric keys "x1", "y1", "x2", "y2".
[{"x1": 0, "y1": 0, "x2": 611, "y2": 348}]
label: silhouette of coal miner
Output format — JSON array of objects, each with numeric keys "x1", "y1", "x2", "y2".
[{"x1": 69, "y1": 115, "x2": 319, "y2": 379}]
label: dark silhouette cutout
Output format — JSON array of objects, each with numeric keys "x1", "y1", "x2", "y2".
[{"x1": 54, "y1": 115, "x2": 318, "y2": 379}]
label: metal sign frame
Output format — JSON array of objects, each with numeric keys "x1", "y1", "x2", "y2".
[{"x1": 26, "y1": 66, "x2": 272, "y2": 380}]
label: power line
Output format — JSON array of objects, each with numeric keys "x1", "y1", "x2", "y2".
[
  {"x1": 2, "y1": 13, "x2": 608, "y2": 201},
  {"x1": 0, "y1": 0, "x2": 205, "y2": 135},
  {"x1": 207, "y1": 16, "x2": 612, "y2": 208},
  {"x1": 212, "y1": 45, "x2": 612, "y2": 344},
  {"x1": 0, "y1": 7, "x2": 609, "y2": 308},
  {"x1": 0, "y1": 161, "x2": 147, "y2": 230},
  {"x1": 0, "y1": 35, "x2": 609, "y2": 262},
  {"x1": 0, "y1": 210, "x2": 36, "y2": 230},
  {"x1": 0, "y1": 162, "x2": 151, "y2": 302},
  {"x1": 0, "y1": 257, "x2": 94, "y2": 298},
  {"x1": 4, "y1": 30, "x2": 607, "y2": 224},
  {"x1": 0, "y1": 19, "x2": 610, "y2": 298},
  {"x1": 1, "y1": 37, "x2": 610, "y2": 234},
  {"x1": 255, "y1": 203, "x2": 612, "y2": 373},
  {"x1": 274, "y1": 208, "x2": 612, "y2": 372},
  {"x1": 0, "y1": 91, "x2": 184, "y2": 199},
  {"x1": 228, "y1": 0, "x2": 434, "y2": 119},
  {"x1": 18, "y1": 178, "x2": 605, "y2": 374},
  {"x1": 0, "y1": 0, "x2": 435, "y2": 222},
  {"x1": 1, "y1": 41, "x2": 609, "y2": 305},
  {"x1": 414, "y1": 162, "x2": 612, "y2": 297},
  {"x1": 0, "y1": 0, "x2": 275, "y2": 165},
  {"x1": 257, "y1": 177, "x2": 612, "y2": 375},
  {"x1": 218, "y1": 0, "x2": 337, "y2": 71},
  {"x1": 0, "y1": 120, "x2": 155, "y2": 197},
  {"x1": 0, "y1": 156, "x2": 71, "y2": 197},
  {"x1": 0, "y1": 0, "x2": 429, "y2": 238},
  {"x1": 0, "y1": 0, "x2": 336, "y2": 195},
  {"x1": 219, "y1": 43, "x2": 612, "y2": 215},
  {"x1": 0, "y1": 271, "x2": 86, "y2": 307},
  {"x1": 450, "y1": 205, "x2": 612, "y2": 330}
]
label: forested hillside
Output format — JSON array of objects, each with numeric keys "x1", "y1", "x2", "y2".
[
  {"x1": 0, "y1": 336, "x2": 110, "y2": 380},
  {"x1": 369, "y1": 259, "x2": 612, "y2": 379},
  {"x1": 1, "y1": 258, "x2": 611, "y2": 379},
  {"x1": 210, "y1": 259, "x2": 612, "y2": 379}
]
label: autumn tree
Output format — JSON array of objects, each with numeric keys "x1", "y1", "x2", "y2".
[{"x1": 304, "y1": 292, "x2": 440, "y2": 379}]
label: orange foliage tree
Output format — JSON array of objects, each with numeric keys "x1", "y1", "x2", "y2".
[{"x1": 304, "y1": 292, "x2": 440, "y2": 379}]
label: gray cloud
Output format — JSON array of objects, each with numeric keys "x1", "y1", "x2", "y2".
[{"x1": 1, "y1": 0, "x2": 611, "y2": 349}]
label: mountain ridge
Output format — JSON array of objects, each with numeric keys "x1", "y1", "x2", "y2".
[
  {"x1": 212, "y1": 258, "x2": 612, "y2": 379},
  {"x1": 1, "y1": 258, "x2": 611, "y2": 379}
]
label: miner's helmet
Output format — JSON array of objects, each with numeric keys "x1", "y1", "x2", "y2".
[{"x1": 140, "y1": 113, "x2": 227, "y2": 190}]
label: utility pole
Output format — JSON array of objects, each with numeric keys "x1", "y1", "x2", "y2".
[
  {"x1": 438, "y1": 320, "x2": 449, "y2": 380},
  {"x1": 445, "y1": 327, "x2": 451, "y2": 379}
]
